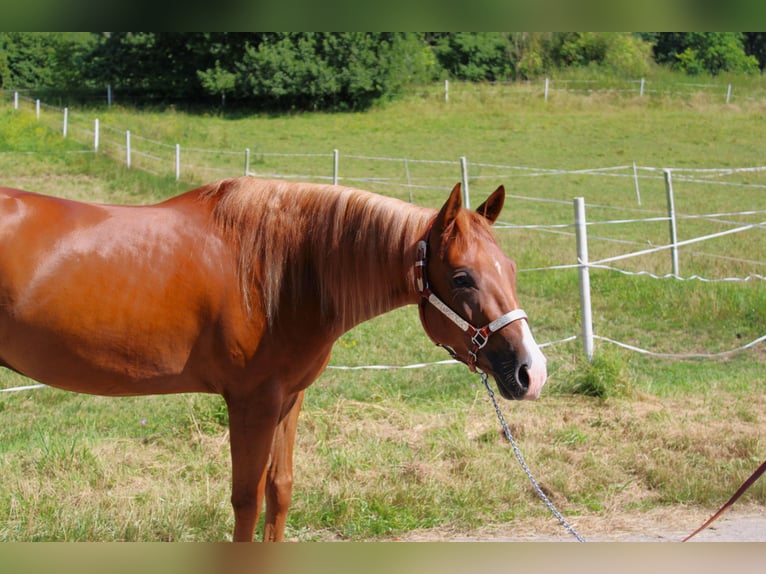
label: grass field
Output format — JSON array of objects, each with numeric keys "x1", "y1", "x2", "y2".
[{"x1": 0, "y1": 80, "x2": 764, "y2": 541}]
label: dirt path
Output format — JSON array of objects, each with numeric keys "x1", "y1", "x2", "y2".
[{"x1": 397, "y1": 505, "x2": 766, "y2": 542}]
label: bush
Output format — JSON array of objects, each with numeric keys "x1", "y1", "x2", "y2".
[
  {"x1": 655, "y1": 33, "x2": 760, "y2": 76},
  {"x1": 561, "y1": 351, "x2": 634, "y2": 399},
  {"x1": 233, "y1": 33, "x2": 437, "y2": 111},
  {"x1": 554, "y1": 33, "x2": 654, "y2": 77},
  {"x1": 431, "y1": 32, "x2": 513, "y2": 82}
]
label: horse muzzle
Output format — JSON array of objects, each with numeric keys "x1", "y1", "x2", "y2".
[{"x1": 485, "y1": 322, "x2": 547, "y2": 401}]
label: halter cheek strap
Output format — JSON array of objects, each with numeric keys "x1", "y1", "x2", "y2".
[{"x1": 414, "y1": 228, "x2": 528, "y2": 372}]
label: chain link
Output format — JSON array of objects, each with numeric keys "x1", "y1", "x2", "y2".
[{"x1": 479, "y1": 371, "x2": 587, "y2": 542}]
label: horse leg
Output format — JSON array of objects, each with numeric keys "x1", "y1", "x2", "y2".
[
  {"x1": 263, "y1": 390, "x2": 305, "y2": 542},
  {"x1": 226, "y1": 393, "x2": 281, "y2": 542}
]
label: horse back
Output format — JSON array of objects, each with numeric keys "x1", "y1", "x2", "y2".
[{"x1": 0, "y1": 187, "x2": 257, "y2": 395}]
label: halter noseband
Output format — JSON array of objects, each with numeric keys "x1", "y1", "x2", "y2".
[{"x1": 414, "y1": 220, "x2": 528, "y2": 372}]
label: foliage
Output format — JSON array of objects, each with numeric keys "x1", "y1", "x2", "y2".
[
  {"x1": 509, "y1": 32, "x2": 556, "y2": 80},
  {"x1": 196, "y1": 62, "x2": 236, "y2": 106},
  {"x1": 652, "y1": 32, "x2": 760, "y2": 75},
  {"x1": 743, "y1": 32, "x2": 766, "y2": 70},
  {"x1": 232, "y1": 33, "x2": 437, "y2": 111},
  {"x1": 552, "y1": 33, "x2": 654, "y2": 77},
  {"x1": 0, "y1": 32, "x2": 94, "y2": 89},
  {"x1": 2, "y1": 32, "x2": 766, "y2": 110},
  {"x1": 560, "y1": 352, "x2": 634, "y2": 399},
  {"x1": 85, "y1": 32, "x2": 235, "y2": 101},
  {"x1": 430, "y1": 32, "x2": 513, "y2": 81}
]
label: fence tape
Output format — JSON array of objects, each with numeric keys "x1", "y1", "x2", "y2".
[
  {"x1": 327, "y1": 359, "x2": 459, "y2": 371},
  {"x1": 590, "y1": 220, "x2": 766, "y2": 267},
  {"x1": 589, "y1": 264, "x2": 766, "y2": 283},
  {"x1": 0, "y1": 383, "x2": 46, "y2": 393},
  {"x1": 594, "y1": 333, "x2": 766, "y2": 359},
  {"x1": 3, "y1": 330, "x2": 763, "y2": 392}
]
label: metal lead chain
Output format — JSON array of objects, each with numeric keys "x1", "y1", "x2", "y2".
[{"x1": 479, "y1": 371, "x2": 587, "y2": 542}]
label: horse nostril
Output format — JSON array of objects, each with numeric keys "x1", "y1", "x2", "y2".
[{"x1": 516, "y1": 363, "x2": 530, "y2": 391}]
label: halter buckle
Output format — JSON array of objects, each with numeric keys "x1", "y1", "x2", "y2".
[{"x1": 471, "y1": 329, "x2": 489, "y2": 350}]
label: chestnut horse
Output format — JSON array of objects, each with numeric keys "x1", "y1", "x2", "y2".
[{"x1": 0, "y1": 178, "x2": 547, "y2": 541}]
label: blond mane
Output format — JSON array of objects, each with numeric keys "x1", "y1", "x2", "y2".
[{"x1": 200, "y1": 178, "x2": 433, "y2": 330}]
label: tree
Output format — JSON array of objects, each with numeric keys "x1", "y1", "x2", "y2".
[
  {"x1": 197, "y1": 61, "x2": 237, "y2": 106},
  {"x1": 652, "y1": 32, "x2": 759, "y2": 75},
  {"x1": 510, "y1": 33, "x2": 555, "y2": 80},
  {"x1": 744, "y1": 32, "x2": 766, "y2": 71},
  {"x1": 551, "y1": 33, "x2": 653, "y2": 76},
  {"x1": 430, "y1": 32, "x2": 513, "y2": 82},
  {"x1": 233, "y1": 33, "x2": 435, "y2": 110},
  {"x1": 0, "y1": 32, "x2": 93, "y2": 89}
]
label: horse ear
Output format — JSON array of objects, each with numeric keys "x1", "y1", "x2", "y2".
[
  {"x1": 475, "y1": 185, "x2": 505, "y2": 225},
  {"x1": 434, "y1": 183, "x2": 463, "y2": 233}
]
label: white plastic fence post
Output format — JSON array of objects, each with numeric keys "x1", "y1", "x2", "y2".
[
  {"x1": 62, "y1": 108, "x2": 68, "y2": 138},
  {"x1": 333, "y1": 149, "x2": 339, "y2": 185},
  {"x1": 14, "y1": 91, "x2": 18, "y2": 109},
  {"x1": 175, "y1": 144, "x2": 181, "y2": 181},
  {"x1": 574, "y1": 197, "x2": 594, "y2": 362},
  {"x1": 404, "y1": 158, "x2": 413, "y2": 203},
  {"x1": 126, "y1": 130, "x2": 131, "y2": 168},
  {"x1": 244, "y1": 148, "x2": 250, "y2": 176},
  {"x1": 632, "y1": 161, "x2": 641, "y2": 205},
  {"x1": 94, "y1": 118, "x2": 99, "y2": 152},
  {"x1": 726, "y1": 83, "x2": 732, "y2": 104},
  {"x1": 640, "y1": 78, "x2": 645, "y2": 96},
  {"x1": 663, "y1": 169, "x2": 680, "y2": 277},
  {"x1": 445, "y1": 79, "x2": 449, "y2": 103},
  {"x1": 460, "y1": 156, "x2": 470, "y2": 209},
  {"x1": 36, "y1": 99, "x2": 40, "y2": 119}
]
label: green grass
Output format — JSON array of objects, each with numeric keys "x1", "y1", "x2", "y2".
[{"x1": 0, "y1": 79, "x2": 764, "y2": 540}]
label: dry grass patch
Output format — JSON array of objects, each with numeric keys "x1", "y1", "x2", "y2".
[{"x1": 288, "y1": 384, "x2": 764, "y2": 540}]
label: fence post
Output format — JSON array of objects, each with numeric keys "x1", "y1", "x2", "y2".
[
  {"x1": 404, "y1": 158, "x2": 413, "y2": 203},
  {"x1": 14, "y1": 91, "x2": 18, "y2": 109},
  {"x1": 544, "y1": 78, "x2": 549, "y2": 101},
  {"x1": 175, "y1": 144, "x2": 181, "y2": 181},
  {"x1": 640, "y1": 78, "x2": 645, "y2": 97},
  {"x1": 36, "y1": 99, "x2": 40, "y2": 120},
  {"x1": 445, "y1": 79, "x2": 449, "y2": 103},
  {"x1": 244, "y1": 148, "x2": 250, "y2": 176},
  {"x1": 726, "y1": 83, "x2": 732, "y2": 104},
  {"x1": 574, "y1": 197, "x2": 594, "y2": 362},
  {"x1": 126, "y1": 130, "x2": 131, "y2": 168},
  {"x1": 62, "y1": 108, "x2": 68, "y2": 138},
  {"x1": 663, "y1": 169, "x2": 680, "y2": 277},
  {"x1": 632, "y1": 161, "x2": 641, "y2": 205},
  {"x1": 460, "y1": 156, "x2": 470, "y2": 209},
  {"x1": 107, "y1": 84, "x2": 112, "y2": 107},
  {"x1": 94, "y1": 118, "x2": 99, "y2": 152},
  {"x1": 333, "y1": 149, "x2": 339, "y2": 185}
]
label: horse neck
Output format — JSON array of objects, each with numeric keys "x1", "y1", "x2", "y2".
[
  {"x1": 202, "y1": 178, "x2": 433, "y2": 334},
  {"x1": 310, "y1": 195, "x2": 433, "y2": 334}
]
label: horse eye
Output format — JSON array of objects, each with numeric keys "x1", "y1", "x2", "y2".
[{"x1": 452, "y1": 272, "x2": 475, "y2": 289}]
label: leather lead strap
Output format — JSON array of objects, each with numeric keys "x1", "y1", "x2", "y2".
[{"x1": 682, "y1": 458, "x2": 766, "y2": 541}]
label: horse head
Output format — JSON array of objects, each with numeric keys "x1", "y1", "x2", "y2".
[{"x1": 416, "y1": 183, "x2": 547, "y2": 400}]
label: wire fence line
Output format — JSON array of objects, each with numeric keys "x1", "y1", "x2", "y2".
[
  {"x1": 5, "y1": 95, "x2": 766, "y2": 263},
  {"x1": 0, "y1": 95, "x2": 764, "y2": 389},
  {"x1": 538, "y1": 77, "x2": 758, "y2": 104},
  {"x1": 9, "y1": 75, "x2": 765, "y2": 109}
]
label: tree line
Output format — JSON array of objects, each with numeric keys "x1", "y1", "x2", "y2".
[{"x1": 1, "y1": 32, "x2": 763, "y2": 111}]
